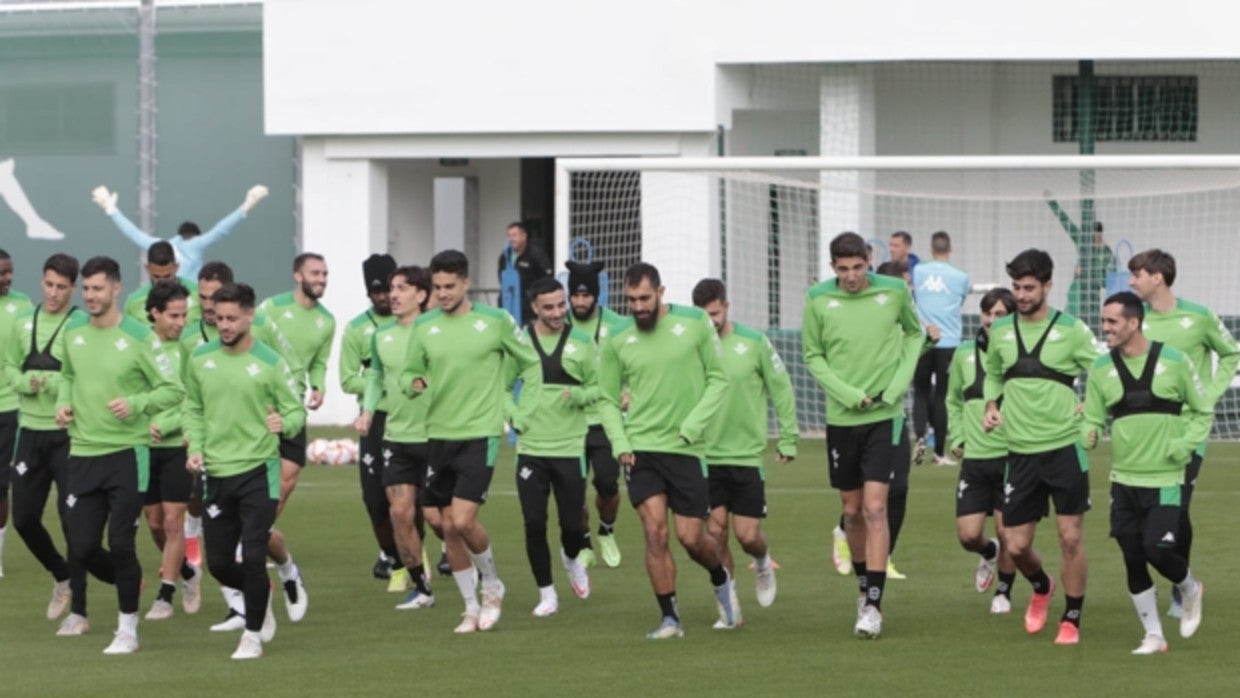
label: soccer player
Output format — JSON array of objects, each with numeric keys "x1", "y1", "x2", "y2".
[
  {"x1": 597, "y1": 262, "x2": 734, "y2": 639},
  {"x1": 55, "y1": 256, "x2": 183, "y2": 654},
  {"x1": 912, "y1": 231, "x2": 970, "y2": 466},
  {"x1": 802, "y1": 232, "x2": 924, "y2": 639},
  {"x1": 565, "y1": 259, "x2": 625, "y2": 568},
  {"x1": 692, "y1": 279, "x2": 797, "y2": 610},
  {"x1": 122, "y1": 241, "x2": 201, "y2": 327},
  {"x1": 402, "y1": 249, "x2": 540, "y2": 633},
  {"x1": 0, "y1": 248, "x2": 33, "y2": 577},
  {"x1": 140, "y1": 282, "x2": 203, "y2": 620},
  {"x1": 1127, "y1": 249, "x2": 1239, "y2": 617},
  {"x1": 184, "y1": 282, "x2": 305, "y2": 659},
  {"x1": 355, "y1": 265, "x2": 439, "y2": 611},
  {"x1": 1081, "y1": 291, "x2": 1209, "y2": 654},
  {"x1": 505, "y1": 277, "x2": 595, "y2": 616},
  {"x1": 340, "y1": 253, "x2": 401, "y2": 586},
  {"x1": 91, "y1": 183, "x2": 269, "y2": 281},
  {"x1": 945, "y1": 288, "x2": 1019, "y2": 613},
  {"x1": 982, "y1": 249, "x2": 1099, "y2": 645}
]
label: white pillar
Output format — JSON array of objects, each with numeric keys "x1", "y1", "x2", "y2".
[{"x1": 819, "y1": 64, "x2": 876, "y2": 278}]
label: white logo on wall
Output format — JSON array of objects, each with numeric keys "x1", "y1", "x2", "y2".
[{"x1": 0, "y1": 157, "x2": 66, "y2": 240}]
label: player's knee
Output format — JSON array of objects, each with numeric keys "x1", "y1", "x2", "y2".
[{"x1": 1058, "y1": 530, "x2": 1084, "y2": 556}]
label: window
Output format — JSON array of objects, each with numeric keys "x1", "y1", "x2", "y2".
[{"x1": 1052, "y1": 75, "x2": 1197, "y2": 143}]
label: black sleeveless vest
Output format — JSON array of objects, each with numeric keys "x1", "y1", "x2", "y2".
[
  {"x1": 962, "y1": 331, "x2": 988, "y2": 401},
  {"x1": 1003, "y1": 311, "x2": 1077, "y2": 389},
  {"x1": 1108, "y1": 342, "x2": 1183, "y2": 420},
  {"x1": 529, "y1": 326, "x2": 580, "y2": 387},
  {"x1": 21, "y1": 305, "x2": 75, "y2": 372}
]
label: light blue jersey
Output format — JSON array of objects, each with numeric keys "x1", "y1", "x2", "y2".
[
  {"x1": 912, "y1": 259, "x2": 970, "y2": 348},
  {"x1": 110, "y1": 207, "x2": 247, "y2": 281}
]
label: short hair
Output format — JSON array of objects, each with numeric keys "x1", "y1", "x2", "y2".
[
  {"x1": 1092, "y1": 221, "x2": 1104, "y2": 234},
  {"x1": 526, "y1": 276, "x2": 563, "y2": 303},
  {"x1": 623, "y1": 262, "x2": 661, "y2": 289},
  {"x1": 980, "y1": 288, "x2": 1017, "y2": 315},
  {"x1": 212, "y1": 282, "x2": 256, "y2": 310},
  {"x1": 198, "y1": 261, "x2": 234, "y2": 284},
  {"x1": 691, "y1": 278, "x2": 727, "y2": 307},
  {"x1": 43, "y1": 253, "x2": 80, "y2": 283},
  {"x1": 507, "y1": 222, "x2": 527, "y2": 234},
  {"x1": 0, "y1": 248, "x2": 9, "y2": 261},
  {"x1": 930, "y1": 231, "x2": 951, "y2": 254},
  {"x1": 146, "y1": 281, "x2": 190, "y2": 320},
  {"x1": 1127, "y1": 248, "x2": 1177, "y2": 287},
  {"x1": 1104, "y1": 291, "x2": 1145, "y2": 323},
  {"x1": 147, "y1": 241, "x2": 176, "y2": 266},
  {"x1": 293, "y1": 252, "x2": 325, "y2": 273},
  {"x1": 1005, "y1": 249, "x2": 1054, "y2": 284},
  {"x1": 81, "y1": 256, "x2": 121, "y2": 283},
  {"x1": 829, "y1": 232, "x2": 869, "y2": 262},
  {"x1": 891, "y1": 231, "x2": 912, "y2": 245},
  {"x1": 875, "y1": 260, "x2": 908, "y2": 278},
  {"x1": 429, "y1": 249, "x2": 469, "y2": 278},
  {"x1": 177, "y1": 221, "x2": 201, "y2": 238},
  {"x1": 391, "y1": 265, "x2": 431, "y2": 312}
]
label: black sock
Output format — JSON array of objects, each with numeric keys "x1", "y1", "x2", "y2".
[
  {"x1": 980, "y1": 540, "x2": 998, "y2": 560},
  {"x1": 853, "y1": 561, "x2": 867, "y2": 594},
  {"x1": 838, "y1": 514, "x2": 847, "y2": 530},
  {"x1": 410, "y1": 565, "x2": 430, "y2": 594},
  {"x1": 180, "y1": 559, "x2": 196, "y2": 580},
  {"x1": 157, "y1": 581, "x2": 176, "y2": 603},
  {"x1": 708, "y1": 564, "x2": 728, "y2": 588},
  {"x1": 1062, "y1": 595, "x2": 1084, "y2": 627},
  {"x1": 1025, "y1": 568, "x2": 1051, "y2": 595},
  {"x1": 996, "y1": 571, "x2": 1016, "y2": 599},
  {"x1": 391, "y1": 561, "x2": 405, "y2": 572},
  {"x1": 598, "y1": 520, "x2": 615, "y2": 536},
  {"x1": 656, "y1": 592, "x2": 679, "y2": 621},
  {"x1": 866, "y1": 570, "x2": 887, "y2": 611},
  {"x1": 582, "y1": 531, "x2": 594, "y2": 550}
]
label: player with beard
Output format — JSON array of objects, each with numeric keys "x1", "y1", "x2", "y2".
[
  {"x1": 258, "y1": 253, "x2": 334, "y2": 624},
  {"x1": 122, "y1": 241, "x2": 201, "y2": 327},
  {"x1": 564, "y1": 260, "x2": 625, "y2": 568},
  {"x1": 597, "y1": 263, "x2": 733, "y2": 639},
  {"x1": 0, "y1": 248, "x2": 33, "y2": 576},
  {"x1": 982, "y1": 249, "x2": 1099, "y2": 645},
  {"x1": 340, "y1": 254, "x2": 403, "y2": 587},
  {"x1": 55, "y1": 256, "x2": 183, "y2": 654},
  {"x1": 185, "y1": 282, "x2": 304, "y2": 659}
]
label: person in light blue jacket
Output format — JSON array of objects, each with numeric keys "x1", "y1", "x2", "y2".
[
  {"x1": 911, "y1": 230, "x2": 970, "y2": 466},
  {"x1": 91, "y1": 185, "x2": 268, "y2": 281}
]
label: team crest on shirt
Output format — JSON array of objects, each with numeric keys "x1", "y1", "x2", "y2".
[
  {"x1": 382, "y1": 334, "x2": 394, "y2": 343},
  {"x1": 315, "y1": 318, "x2": 326, "y2": 329},
  {"x1": 473, "y1": 320, "x2": 488, "y2": 332},
  {"x1": 114, "y1": 338, "x2": 129, "y2": 351},
  {"x1": 1154, "y1": 361, "x2": 1166, "y2": 375},
  {"x1": 671, "y1": 323, "x2": 685, "y2": 336},
  {"x1": 283, "y1": 310, "x2": 294, "y2": 320},
  {"x1": 1047, "y1": 330, "x2": 1062, "y2": 341},
  {"x1": 625, "y1": 335, "x2": 638, "y2": 345},
  {"x1": 1179, "y1": 317, "x2": 1194, "y2": 329},
  {"x1": 204, "y1": 360, "x2": 216, "y2": 369},
  {"x1": 73, "y1": 336, "x2": 86, "y2": 346},
  {"x1": 23, "y1": 321, "x2": 32, "y2": 330},
  {"x1": 246, "y1": 363, "x2": 260, "y2": 377},
  {"x1": 827, "y1": 299, "x2": 841, "y2": 309},
  {"x1": 564, "y1": 343, "x2": 577, "y2": 355},
  {"x1": 734, "y1": 342, "x2": 748, "y2": 355},
  {"x1": 4, "y1": 302, "x2": 15, "y2": 313},
  {"x1": 428, "y1": 326, "x2": 441, "y2": 335},
  {"x1": 1001, "y1": 330, "x2": 1015, "y2": 342},
  {"x1": 1108, "y1": 368, "x2": 1118, "y2": 378},
  {"x1": 875, "y1": 294, "x2": 889, "y2": 305}
]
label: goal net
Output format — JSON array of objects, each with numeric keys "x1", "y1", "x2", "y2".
[{"x1": 555, "y1": 156, "x2": 1240, "y2": 439}]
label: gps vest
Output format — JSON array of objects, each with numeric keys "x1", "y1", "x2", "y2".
[
  {"x1": 22, "y1": 305, "x2": 75, "y2": 372},
  {"x1": 1108, "y1": 342, "x2": 1183, "y2": 420},
  {"x1": 1003, "y1": 311, "x2": 1076, "y2": 389}
]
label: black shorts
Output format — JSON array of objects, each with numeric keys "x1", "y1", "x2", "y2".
[
  {"x1": 0, "y1": 409, "x2": 17, "y2": 494},
  {"x1": 625, "y1": 451, "x2": 709, "y2": 518},
  {"x1": 279, "y1": 426, "x2": 308, "y2": 467},
  {"x1": 421, "y1": 437, "x2": 498, "y2": 508},
  {"x1": 67, "y1": 447, "x2": 149, "y2": 498},
  {"x1": 707, "y1": 464, "x2": 766, "y2": 518},
  {"x1": 144, "y1": 445, "x2": 192, "y2": 505},
  {"x1": 956, "y1": 456, "x2": 1007, "y2": 517},
  {"x1": 1182, "y1": 452, "x2": 1204, "y2": 511},
  {"x1": 383, "y1": 440, "x2": 429, "y2": 489},
  {"x1": 1110, "y1": 482, "x2": 1182, "y2": 548},
  {"x1": 585, "y1": 424, "x2": 621, "y2": 499},
  {"x1": 1002, "y1": 444, "x2": 1091, "y2": 526},
  {"x1": 826, "y1": 417, "x2": 910, "y2": 492}
]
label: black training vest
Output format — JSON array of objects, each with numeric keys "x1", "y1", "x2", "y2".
[
  {"x1": 1108, "y1": 342, "x2": 1183, "y2": 420},
  {"x1": 21, "y1": 305, "x2": 75, "y2": 372},
  {"x1": 962, "y1": 331, "x2": 988, "y2": 401},
  {"x1": 1002, "y1": 311, "x2": 1077, "y2": 389},
  {"x1": 529, "y1": 326, "x2": 580, "y2": 387}
]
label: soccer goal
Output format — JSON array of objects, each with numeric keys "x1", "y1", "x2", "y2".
[{"x1": 554, "y1": 155, "x2": 1240, "y2": 438}]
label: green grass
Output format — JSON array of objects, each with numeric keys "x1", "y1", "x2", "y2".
[{"x1": 3, "y1": 439, "x2": 1238, "y2": 696}]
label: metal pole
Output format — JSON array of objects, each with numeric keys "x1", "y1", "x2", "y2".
[{"x1": 137, "y1": 0, "x2": 157, "y2": 238}]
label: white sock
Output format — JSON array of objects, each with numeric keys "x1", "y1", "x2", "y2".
[
  {"x1": 469, "y1": 546, "x2": 498, "y2": 584},
  {"x1": 453, "y1": 566, "x2": 480, "y2": 612},
  {"x1": 118, "y1": 611, "x2": 139, "y2": 635},
  {"x1": 754, "y1": 552, "x2": 772, "y2": 572},
  {"x1": 277, "y1": 556, "x2": 299, "y2": 582},
  {"x1": 539, "y1": 585, "x2": 557, "y2": 604},
  {"x1": 1176, "y1": 571, "x2": 1199, "y2": 597},
  {"x1": 1130, "y1": 586, "x2": 1164, "y2": 637},
  {"x1": 242, "y1": 629, "x2": 262, "y2": 643},
  {"x1": 222, "y1": 586, "x2": 245, "y2": 614},
  {"x1": 0, "y1": 526, "x2": 7, "y2": 569},
  {"x1": 184, "y1": 515, "x2": 202, "y2": 538},
  {"x1": 833, "y1": 525, "x2": 846, "y2": 539}
]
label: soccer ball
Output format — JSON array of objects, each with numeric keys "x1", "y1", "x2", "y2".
[{"x1": 306, "y1": 438, "x2": 359, "y2": 465}]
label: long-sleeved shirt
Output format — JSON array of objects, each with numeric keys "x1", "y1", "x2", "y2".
[
  {"x1": 341, "y1": 308, "x2": 387, "y2": 409},
  {"x1": 801, "y1": 274, "x2": 925, "y2": 427},
  {"x1": 912, "y1": 260, "x2": 970, "y2": 348},
  {"x1": 705, "y1": 323, "x2": 798, "y2": 467},
  {"x1": 148, "y1": 338, "x2": 187, "y2": 449},
  {"x1": 123, "y1": 277, "x2": 202, "y2": 327},
  {"x1": 183, "y1": 339, "x2": 305, "y2": 478},
  {"x1": 56, "y1": 315, "x2": 184, "y2": 456},
  {"x1": 259, "y1": 292, "x2": 335, "y2": 397},
  {"x1": 179, "y1": 314, "x2": 302, "y2": 379},
  {"x1": 945, "y1": 335, "x2": 1007, "y2": 460},
  {"x1": 3, "y1": 305, "x2": 84, "y2": 430},
  {"x1": 598, "y1": 305, "x2": 728, "y2": 459},
  {"x1": 1142, "y1": 298, "x2": 1239, "y2": 442},
  {"x1": 570, "y1": 306, "x2": 626, "y2": 427},
  {"x1": 364, "y1": 319, "x2": 427, "y2": 443},
  {"x1": 504, "y1": 327, "x2": 601, "y2": 458},
  {"x1": 0, "y1": 291, "x2": 34, "y2": 412},
  {"x1": 109, "y1": 207, "x2": 247, "y2": 281}
]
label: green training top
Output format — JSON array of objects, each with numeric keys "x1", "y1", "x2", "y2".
[
  {"x1": 401, "y1": 303, "x2": 540, "y2": 441},
  {"x1": 148, "y1": 338, "x2": 187, "y2": 449},
  {"x1": 364, "y1": 318, "x2": 427, "y2": 443},
  {"x1": 56, "y1": 315, "x2": 184, "y2": 456},
  {"x1": 505, "y1": 327, "x2": 600, "y2": 458},
  {"x1": 259, "y1": 292, "x2": 335, "y2": 396},
  {"x1": 801, "y1": 274, "x2": 925, "y2": 427},
  {"x1": 1082, "y1": 344, "x2": 1213, "y2": 488},
  {"x1": 180, "y1": 313, "x2": 302, "y2": 377},
  {"x1": 0, "y1": 291, "x2": 35, "y2": 412},
  {"x1": 4, "y1": 306, "x2": 84, "y2": 430},
  {"x1": 705, "y1": 322, "x2": 798, "y2": 467},
  {"x1": 570, "y1": 306, "x2": 626, "y2": 426},
  {"x1": 982, "y1": 311, "x2": 1098, "y2": 455},
  {"x1": 123, "y1": 277, "x2": 202, "y2": 327},
  {"x1": 341, "y1": 309, "x2": 386, "y2": 409},
  {"x1": 598, "y1": 305, "x2": 727, "y2": 459},
  {"x1": 183, "y1": 339, "x2": 306, "y2": 478},
  {"x1": 945, "y1": 338, "x2": 1007, "y2": 460}
]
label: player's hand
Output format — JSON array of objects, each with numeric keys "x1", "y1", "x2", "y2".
[
  {"x1": 1085, "y1": 428, "x2": 1098, "y2": 449},
  {"x1": 858, "y1": 395, "x2": 875, "y2": 409},
  {"x1": 982, "y1": 402, "x2": 1003, "y2": 432},
  {"x1": 619, "y1": 452, "x2": 636, "y2": 467},
  {"x1": 307, "y1": 389, "x2": 324, "y2": 410},
  {"x1": 29, "y1": 375, "x2": 46, "y2": 393},
  {"x1": 411, "y1": 378, "x2": 427, "y2": 393},
  {"x1": 354, "y1": 411, "x2": 372, "y2": 436},
  {"x1": 242, "y1": 184, "x2": 269, "y2": 213},
  {"x1": 925, "y1": 323, "x2": 941, "y2": 343},
  {"x1": 1074, "y1": 402, "x2": 1085, "y2": 416},
  {"x1": 620, "y1": 390, "x2": 631, "y2": 412},
  {"x1": 55, "y1": 406, "x2": 73, "y2": 428},
  {"x1": 951, "y1": 446, "x2": 964, "y2": 460},
  {"x1": 107, "y1": 397, "x2": 132, "y2": 420},
  {"x1": 562, "y1": 388, "x2": 574, "y2": 404},
  {"x1": 91, "y1": 186, "x2": 118, "y2": 215},
  {"x1": 186, "y1": 453, "x2": 204, "y2": 473},
  {"x1": 775, "y1": 454, "x2": 793, "y2": 464},
  {"x1": 150, "y1": 423, "x2": 162, "y2": 443},
  {"x1": 266, "y1": 405, "x2": 283, "y2": 434}
]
